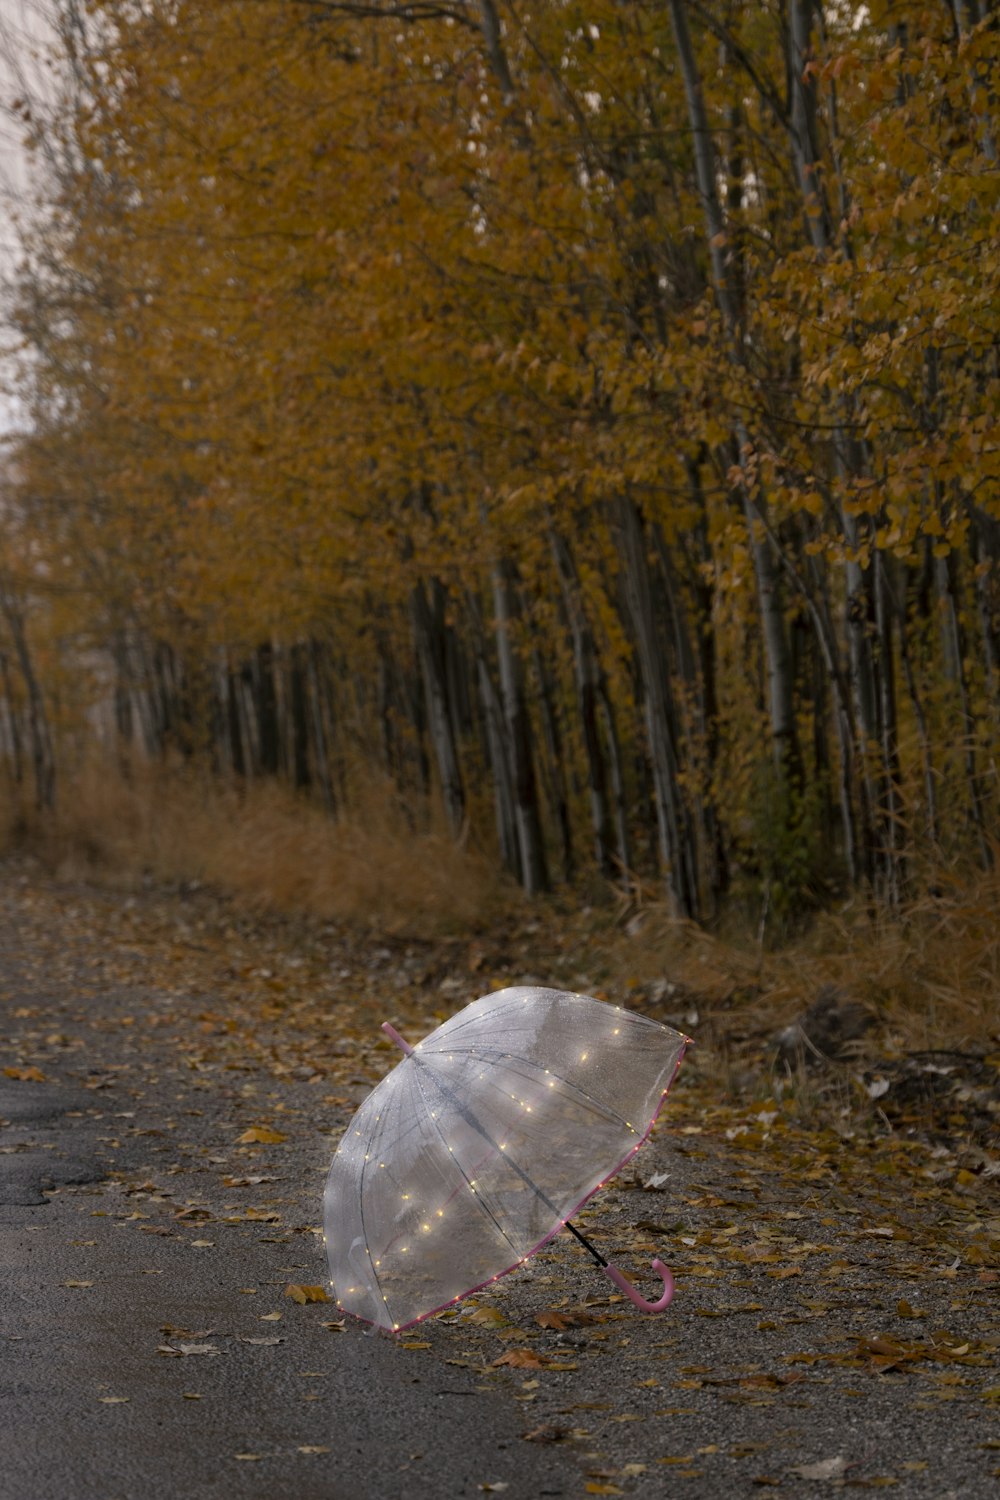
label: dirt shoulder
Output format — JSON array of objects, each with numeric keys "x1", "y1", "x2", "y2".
[{"x1": 1, "y1": 868, "x2": 998, "y2": 1499}]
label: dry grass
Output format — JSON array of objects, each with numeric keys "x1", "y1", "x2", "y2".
[
  {"x1": 603, "y1": 867, "x2": 1000, "y2": 1055},
  {"x1": 5, "y1": 756, "x2": 515, "y2": 936},
  {"x1": 4, "y1": 758, "x2": 997, "y2": 1055}
]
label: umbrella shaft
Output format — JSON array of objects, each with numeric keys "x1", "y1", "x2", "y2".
[{"x1": 564, "y1": 1218, "x2": 607, "y2": 1268}]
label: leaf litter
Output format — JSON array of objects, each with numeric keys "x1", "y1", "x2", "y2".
[{"x1": 2, "y1": 872, "x2": 998, "y2": 1494}]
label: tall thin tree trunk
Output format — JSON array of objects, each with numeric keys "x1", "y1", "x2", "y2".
[
  {"x1": 618, "y1": 495, "x2": 696, "y2": 919},
  {"x1": 669, "y1": 0, "x2": 799, "y2": 789},
  {"x1": 0, "y1": 582, "x2": 55, "y2": 810},
  {"x1": 551, "y1": 528, "x2": 615, "y2": 876},
  {"x1": 410, "y1": 579, "x2": 466, "y2": 838},
  {"x1": 491, "y1": 559, "x2": 549, "y2": 895}
]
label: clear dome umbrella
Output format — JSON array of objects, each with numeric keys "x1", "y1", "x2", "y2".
[{"x1": 324, "y1": 986, "x2": 690, "y2": 1333}]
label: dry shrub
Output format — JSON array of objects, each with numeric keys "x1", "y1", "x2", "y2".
[
  {"x1": 5, "y1": 758, "x2": 997, "y2": 1051},
  {"x1": 805, "y1": 871, "x2": 1000, "y2": 1051},
  {"x1": 599, "y1": 864, "x2": 1000, "y2": 1055},
  {"x1": 14, "y1": 756, "x2": 512, "y2": 935}
]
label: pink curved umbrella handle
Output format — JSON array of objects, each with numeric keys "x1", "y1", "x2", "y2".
[{"x1": 602, "y1": 1258, "x2": 675, "y2": 1312}]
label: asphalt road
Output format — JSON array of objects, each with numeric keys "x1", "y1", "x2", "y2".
[
  {"x1": 2, "y1": 874, "x2": 999, "y2": 1500},
  {"x1": 0, "y1": 1081, "x2": 580, "y2": 1500}
]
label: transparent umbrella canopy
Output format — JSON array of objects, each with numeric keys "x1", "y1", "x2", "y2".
[{"x1": 324, "y1": 986, "x2": 690, "y2": 1333}]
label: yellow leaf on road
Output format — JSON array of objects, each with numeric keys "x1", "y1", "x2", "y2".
[
  {"x1": 285, "y1": 1283, "x2": 330, "y2": 1304},
  {"x1": 237, "y1": 1127, "x2": 287, "y2": 1144}
]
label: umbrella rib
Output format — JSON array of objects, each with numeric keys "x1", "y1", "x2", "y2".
[
  {"x1": 428, "y1": 1044, "x2": 637, "y2": 1133},
  {"x1": 411, "y1": 1062, "x2": 524, "y2": 1261},
  {"x1": 355, "y1": 1105, "x2": 393, "y2": 1325}
]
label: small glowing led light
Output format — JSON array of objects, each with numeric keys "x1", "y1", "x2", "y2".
[
  {"x1": 613, "y1": 1028, "x2": 620, "y2": 1035},
  {"x1": 580, "y1": 1051, "x2": 588, "y2": 1061},
  {"x1": 422, "y1": 1223, "x2": 430, "y2": 1231},
  {"x1": 436, "y1": 1209, "x2": 444, "y2": 1217},
  {"x1": 402, "y1": 1193, "x2": 410, "y2": 1200},
  {"x1": 401, "y1": 1246, "x2": 409, "y2": 1253}
]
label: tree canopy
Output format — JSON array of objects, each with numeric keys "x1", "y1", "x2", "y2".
[{"x1": 3, "y1": 0, "x2": 998, "y2": 924}]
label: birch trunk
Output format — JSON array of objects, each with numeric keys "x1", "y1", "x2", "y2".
[
  {"x1": 410, "y1": 579, "x2": 466, "y2": 838},
  {"x1": 0, "y1": 582, "x2": 55, "y2": 811},
  {"x1": 618, "y1": 494, "x2": 696, "y2": 919},
  {"x1": 491, "y1": 559, "x2": 549, "y2": 895},
  {"x1": 669, "y1": 0, "x2": 798, "y2": 786},
  {"x1": 550, "y1": 529, "x2": 615, "y2": 876}
]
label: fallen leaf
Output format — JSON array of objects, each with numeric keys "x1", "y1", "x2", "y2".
[
  {"x1": 157, "y1": 1343, "x2": 222, "y2": 1357},
  {"x1": 789, "y1": 1457, "x2": 848, "y2": 1481},
  {"x1": 466, "y1": 1306, "x2": 507, "y2": 1326},
  {"x1": 260, "y1": 1312, "x2": 282, "y2": 1321},
  {"x1": 492, "y1": 1349, "x2": 548, "y2": 1369},
  {"x1": 63, "y1": 1280, "x2": 94, "y2": 1288},
  {"x1": 535, "y1": 1310, "x2": 571, "y2": 1330},
  {"x1": 285, "y1": 1284, "x2": 330, "y2": 1304},
  {"x1": 3, "y1": 1066, "x2": 46, "y2": 1082},
  {"x1": 237, "y1": 1128, "x2": 287, "y2": 1145},
  {"x1": 240, "y1": 1336, "x2": 284, "y2": 1346},
  {"x1": 522, "y1": 1424, "x2": 570, "y2": 1443},
  {"x1": 896, "y1": 1300, "x2": 926, "y2": 1320},
  {"x1": 298, "y1": 1446, "x2": 331, "y2": 1455},
  {"x1": 99, "y1": 1396, "x2": 129, "y2": 1404}
]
